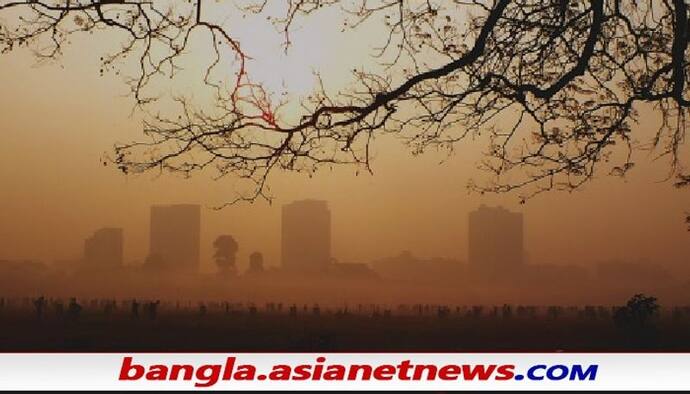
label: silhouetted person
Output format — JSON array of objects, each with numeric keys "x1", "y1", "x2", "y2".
[
  {"x1": 372, "y1": 308, "x2": 380, "y2": 318},
  {"x1": 472, "y1": 305, "x2": 483, "y2": 318},
  {"x1": 597, "y1": 306, "x2": 609, "y2": 319},
  {"x1": 289, "y1": 304, "x2": 298, "y2": 317},
  {"x1": 199, "y1": 303, "x2": 207, "y2": 317},
  {"x1": 501, "y1": 304, "x2": 512, "y2": 319},
  {"x1": 104, "y1": 300, "x2": 114, "y2": 317},
  {"x1": 54, "y1": 300, "x2": 64, "y2": 319},
  {"x1": 33, "y1": 296, "x2": 46, "y2": 320},
  {"x1": 67, "y1": 298, "x2": 82, "y2": 322},
  {"x1": 547, "y1": 305, "x2": 561, "y2": 319},
  {"x1": 131, "y1": 299, "x2": 140, "y2": 319},
  {"x1": 517, "y1": 305, "x2": 527, "y2": 317},
  {"x1": 147, "y1": 300, "x2": 160, "y2": 320}
]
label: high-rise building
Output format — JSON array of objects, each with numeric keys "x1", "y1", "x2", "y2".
[
  {"x1": 84, "y1": 227, "x2": 124, "y2": 267},
  {"x1": 468, "y1": 205, "x2": 524, "y2": 271},
  {"x1": 281, "y1": 199, "x2": 331, "y2": 273},
  {"x1": 149, "y1": 204, "x2": 201, "y2": 272}
]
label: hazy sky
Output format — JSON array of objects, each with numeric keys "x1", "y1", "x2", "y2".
[{"x1": 0, "y1": 2, "x2": 689, "y2": 274}]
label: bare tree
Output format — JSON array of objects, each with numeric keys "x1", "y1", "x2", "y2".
[{"x1": 2, "y1": 1, "x2": 689, "y2": 214}]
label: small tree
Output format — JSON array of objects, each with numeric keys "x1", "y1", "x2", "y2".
[
  {"x1": 213, "y1": 235, "x2": 238, "y2": 276},
  {"x1": 248, "y1": 251, "x2": 264, "y2": 274}
]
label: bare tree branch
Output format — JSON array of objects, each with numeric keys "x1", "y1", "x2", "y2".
[{"x1": 2, "y1": 0, "x2": 689, "y2": 212}]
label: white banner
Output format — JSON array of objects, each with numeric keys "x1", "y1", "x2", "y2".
[{"x1": 0, "y1": 353, "x2": 686, "y2": 390}]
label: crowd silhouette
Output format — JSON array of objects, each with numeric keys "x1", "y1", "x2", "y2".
[{"x1": 0, "y1": 293, "x2": 683, "y2": 351}]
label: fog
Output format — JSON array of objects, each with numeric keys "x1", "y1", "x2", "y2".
[{"x1": 1, "y1": 2, "x2": 689, "y2": 306}]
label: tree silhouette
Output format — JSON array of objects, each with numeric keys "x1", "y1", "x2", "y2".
[
  {"x1": 2, "y1": 1, "x2": 689, "y2": 207},
  {"x1": 613, "y1": 293, "x2": 660, "y2": 347},
  {"x1": 615, "y1": 293, "x2": 659, "y2": 327},
  {"x1": 213, "y1": 234, "x2": 238, "y2": 276},
  {"x1": 248, "y1": 251, "x2": 264, "y2": 274}
]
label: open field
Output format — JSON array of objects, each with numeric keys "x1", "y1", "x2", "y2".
[{"x1": 1, "y1": 299, "x2": 689, "y2": 351}]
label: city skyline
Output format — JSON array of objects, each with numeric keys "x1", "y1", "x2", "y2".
[
  {"x1": 5, "y1": 194, "x2": 689, "y2": 275},
  {"x1": 281, "y1": 199, "x2": 332, "y2": 273},
  {"x1": 57, "y1": 199, "x2": 669, "y2": 288},
  {"x1": 148, "y1": 204, "x2": 201, "y2": 272},
  {"x1": 75, "y1": 201, "x2": 528, "y2": 274},
  {"x1": 2, "y1": 197, "x2": 680, "y2": 307}
]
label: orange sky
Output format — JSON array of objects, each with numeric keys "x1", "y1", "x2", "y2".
[{"x1": 0, "y1": 2, "x2": 688, "y2": 274}]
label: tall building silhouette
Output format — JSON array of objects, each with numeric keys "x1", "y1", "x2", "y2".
[
  {"x1": 281, "y1": 199, "x2": 331, "y2": 273},
  {"x1": 468, "y1": 205, "x2": 524, "y2": 272},
  {"x1": 149, "y1": 204, "x2": 201, "y2": 272},
  {"x1": 84, "y1": 227, "x2": 123, "y2": 267}
]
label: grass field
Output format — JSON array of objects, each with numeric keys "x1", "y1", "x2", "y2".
[{"x1": 1, "y1": 300, "x2": 688, "y2": 351}]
